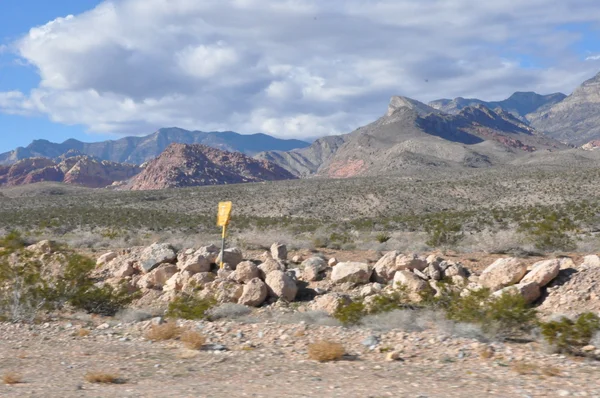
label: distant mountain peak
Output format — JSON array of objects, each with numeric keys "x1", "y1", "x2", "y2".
[{"x1": 387, "y1": 96, "x2": 439, "y2": 117}]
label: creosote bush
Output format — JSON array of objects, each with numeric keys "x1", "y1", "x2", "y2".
[
  {"x1": 539, "y1": 312, "x2": 600, "y2": 354},
  {"x1": 166, "y1": 294, "x2": 216, "y2": 320},
  {"x1": 0, "y1": 232, "x2": 137, "y2": 321},
  {"x1": 307, "y1": 341, "x2": 345, "y2": 362}
]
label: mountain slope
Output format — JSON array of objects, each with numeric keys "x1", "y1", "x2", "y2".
[
  {"x1": 0, "y1": 156, "x2": 140, "y2": 188},
  {"x1": 0, "y1": 128, "x2": 310, "y2": 166},
  {"x1": 258, "y1": 96, "x2": 569, "y2": 177},
  {"x1": 126, "y1": 143, "x2": 297, "y2": 190},
  {"x1": 429, "y1": 92, "x2": 566, "y2": 120},
  {"x1": 528, "y1": 71, "x2": 600, "y2": 145}
]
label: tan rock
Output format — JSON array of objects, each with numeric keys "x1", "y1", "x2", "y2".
[
  {"x1": 183, "y1": 272, "x2": 216, "y2": 292},
  {"x1": 231, "y1": 261, "x2": 260, "y2": 283},
  {"x1": 163, "y1": 272, "x2": 191, "y2": 292},
  {"x1": 139, "y1": 242, "x2": 177, "y2": 273},
  {"x1": 310, "y1": 293, "x2": 351, "y2": 315},
  {"x1": 395, "y1": 253, "x2": 428, "y2": 272},
  {"x1": 393, "y1": 270, "x2": 430, "y2": 295},
  {"x1": 331, "y1": 262, "x2": 373, "y2": 284},
  {"x1": 479, "y1": 258, "x2": 527, "y2": 291},
  {"x1": 215, "y1": 248, "x2": 243, "y2": 269},
  {"x1": 97, "y1": 252, "x2": 118, "y2": 266},
  {"x1": 25, "y1": 240, "x2": 55, "y2": 254},
  {"x1": 372, "y1": 251, "x2": 401, "y2": 283},
  {"x1": 178, "y1": 253, "x2": 211, "y2": 274},
  {"x1": 270, "y1": 243, "x2": 288, "y2": 261},
  {"x1": 265, "y1": 270, "x2": 298, "y2": 301},
  {"x1": 153, "y1": 264, "x2": 179, "y2": 288},
  {"x1": 114, "y1": 261, "x2": 136, "y2": 278},
  {"x1": 328, "y1": 258, "x2": 338, "y2": 267},
  {"x1": 258, "y1": 258, "x2": 286, "y2": 279},
  {"x1": 444, "y1": 263, "x2": 468, "y2": 278},
  {"x1": 292, "y1": 255, "x2": 303, "y2": 263},
  {"x1": 582, "y1": 255, "x2": 600, "y2": 268},
  {"x1": 493, "y1": 282, "x2": 541, "y2": 304},
  {"x1": 195, "y1": 244, "x2": 220, "y2": 264},
  {"x1": 521, "y1": 259, "x2": 560, "y2": 287},
  {"x1": 238, "y1": 278, "x2": 268, "y2": 307},
  {"x1": 301, "y1": 257, "x2": 327, "y2": 282}
]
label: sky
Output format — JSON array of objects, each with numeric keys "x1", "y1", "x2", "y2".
[{"x1": 0, "y1": 0, "x2": 600, "y2": 153}]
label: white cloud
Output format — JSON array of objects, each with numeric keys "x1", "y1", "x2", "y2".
[
  {"x1": 586, "y1": 55, "x2": 600, "y2": 61},
  {"x1": 1, "y1": 0, "x2": 600, "y2": 139}
]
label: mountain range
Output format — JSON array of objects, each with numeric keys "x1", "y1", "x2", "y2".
[
  {"x1": 0, "y1": 128, "x2": 310, "y2": 166},
  {"x1": 1, "y1": 70, "x2": 599, "y2": 189}
]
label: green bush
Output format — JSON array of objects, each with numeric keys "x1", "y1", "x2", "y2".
[
  {"x1": 333, "y1": 300, "x2": 365, "y2": 326},
  {"x1": 425, "y1": 217, "x2": 463, "y2": 248},
  {"x1": 68, "y1": 283, "x2": 136, "y2": 317},
  {"x1": 166, "y1": 294, "x2": 216, "y2": 320},
  {"x1": 518, "y1": 212, "x2": 577, "y2": 252},
  {"x1": 540, "y1": 313, "x2": 600, "y2": 354},
  {"x1": 375, "y1": 233, "x2": 391, "y2": 244}
]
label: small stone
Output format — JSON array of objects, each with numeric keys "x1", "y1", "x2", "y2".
[
  {"x1": 385, "y1": 351, "x2": 403, "y2": 361},
  {"x1": 361, "y1": 335, "x2": 380, "y2": 347},
  {"x1": 96, "y1": 323, "x2": 110, "y2": 330},
  {"x1": 582, "y1": 345, "x2": 596, "y2": 352}
]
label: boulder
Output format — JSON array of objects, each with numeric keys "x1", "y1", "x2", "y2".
[
  {"x1": 372, "y1": 251, "x2": 401, "y2": 283},
  {"x1": 301, "y1": 257, "x2": 327, "y2": 282},
  {"x1": 25, "y1": 240, "x2": 55, "y2": 254},
  {"x1": 582, "y1": 255, "x2": 600, "y2": 268},
  {"x1": 493, "y1": 282, "x2": 541, "y2": 304},
  {"x1": 178, "y1": 253, "x2": 211, "y2": 274},
  {"x1": 213, "y1": 281, "x2": 244, "y2": 303},
  {"x1": 258, "y1": 258, "x2": 286, "y2": 279},
  {"x1": 444, "y1": 263, "x2": 468, "y2": 278},
  {"x1": 328, "y1": 258, "x2": 338, "y2": 267},
  {"x1": 478, "y1": 258, "x2": 527, "y2": 291},
  {"x1": 183, "y1": 272, "x2": 215, "y2": 292},
  {"x1": 195, "y1": 244, "x2": 220, "y2": 264},
  {"x1": 215, "y1": 248, "x2": 243, "y2": 269},
  {"x1": 152, "y1": 264, "x2": 179, "y2": 288},
  {"x1": 231, "y1": 261, "x2": 260, "y2": 283},
  {"x1": 97, "y1": 252, "x2": 118, "y2": 266},
  {"x1": 139, "y1": 243, "x2": 177, "y2": 273},
  {"x1": 270, "y1": 243, "x2": 288, "y2": 261},
  {"x1": 395, "y1": 253, "x2": 428, "y2": 271},
  {"x1": 114, "y1": 261, "x2": 136, "y2": 278},
  {"x1": 520, "y1": 259, "x2": 560, "y2": 287},
  {"x1": 265, "y1": 270, "x2": 298, "y2": 301},
  {"x1": 163, "y1": 272, "x2": 191, "y2": 293},
  {"x1": 360, "y1": 283, "x2": 383, "y2": 297},
  {"x1": 310, "y1": 293, "x2": 351, "y2": 315},
  {"x1": 331, "y1": 262, "x2": 373, "y2": 284},
  {"x1": 238, "y1": 278, "x2": 268, "y2": 307},
  {"x1": 428, "y1": 261, "x2": 442, "y2": 281},
  {"x1": 393, "y1": 270, "x2": 430, "y2": 294}
]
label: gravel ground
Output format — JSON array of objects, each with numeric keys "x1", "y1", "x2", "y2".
[{"x1": 1, "y1": 318, "x2": 600, "y2": 398}]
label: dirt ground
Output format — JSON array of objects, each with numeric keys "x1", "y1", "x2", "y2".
[{"x1": 2, "y1": 317, "x2": 600, "y2": 398}]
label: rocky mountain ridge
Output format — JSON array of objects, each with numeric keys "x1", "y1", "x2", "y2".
[
  {"x1": 0, "y1": 156, "x2": 141, "y2": 188},
  {"x1": 257, "y1": 96, "x2": 569, "y2": 178},
  {"x1": 125, "y1": 143, "x2": 298, "y2": 190},
  {"x1": 0, "y1": 128, "x2": 310, "y2": 166}
]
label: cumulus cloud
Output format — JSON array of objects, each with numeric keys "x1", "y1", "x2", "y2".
[{"x1": 2, "y1": 0, "x2": 600, "y2": 138}]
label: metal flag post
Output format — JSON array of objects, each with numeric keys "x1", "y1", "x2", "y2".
[{"x1": 216, "y1": 201, "x2": 232, "y2": 269}]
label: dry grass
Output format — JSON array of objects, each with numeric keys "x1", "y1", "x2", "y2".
[
  {"x1": 511, "y1": 362, "x2": 538, "y2": 375},
  {"x1": 77, "y1": 328, "x2": 91, "y2": 337},
  {"x1": 2, "y1": 372, "x2": 22, "y2": 385},
  {"x1": 180, "y1": 330, "x2": 206, "y2": 350},
  {"x1": 84, "y1": 372, "x2": 121, "y2": 384},
  {"x1": 478, "y1": 345, "x2": 494, "y2": 359},
  {"x1": 541, "y1": 366, "x2": 562, "y2": 377},
  {"x1": 144, "y1": 321, "x2": 182, "y2": 342},
  {"x1": 308, "y1": 341, "x2": 345, "y2": 362}
]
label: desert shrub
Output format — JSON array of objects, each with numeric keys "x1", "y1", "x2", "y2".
[
  {"x1": 2, "y1": 372, "x2": 22, "y2": 385},
  {"x1": 84, "y1": 372, "x2": 122, "y2": 384},
  {"x1": 180, "y1": 330, "x2": 206, "y2": 350},
  {"x1": 68, "y1": 283, "x2": 136, "y2": 317},
  {"x1": 333, "y1": 300, "x2": 366, "y2": 326},
  {"x1": 166, "y1": 294, "x2": 216, "y2": 320},
  {"x1": 445, "y1": 288, "x2": 537, "y2": 338},
  {"x1": 307, "y1": 341, "x2": 345, "y2": 362},
  {"x1": 145, "y1": 321, "x2": 182, "y2": 341},
  {"x1": 540, "y1": 312, "x2": 600, "y2": 354},
  {"x1": 425, "y1": 216, "x2": 463, "y2": 248},
  {"x1": 375, "y1": 233, "x2": 391, "y2": 243},
  {"x1": 518, "y1": 212, "x2": 577, "y2": 252}
]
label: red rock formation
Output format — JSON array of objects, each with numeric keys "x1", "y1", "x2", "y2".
[{"x1": 127, "y1": 143, "x2": 297, "y2": 190}]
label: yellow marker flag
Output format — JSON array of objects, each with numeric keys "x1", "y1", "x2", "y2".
[{"x1": 217, "y1": 201, "x2": 232, "y2": 227}]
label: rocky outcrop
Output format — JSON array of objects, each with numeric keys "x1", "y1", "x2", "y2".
[
  {"x1": 127, "y1": 143, "x2": 297, "y2": 190},
  {"x1": 0, "y1": 156, "x2": 140, "y2": 188},
  {"x1": 478, "y1": 258, "x2": 527, "y2": 291}
]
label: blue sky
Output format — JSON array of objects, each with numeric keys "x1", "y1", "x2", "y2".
[{"x1": 0, "y1": 0, "x2": 599, "y2": 153}]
